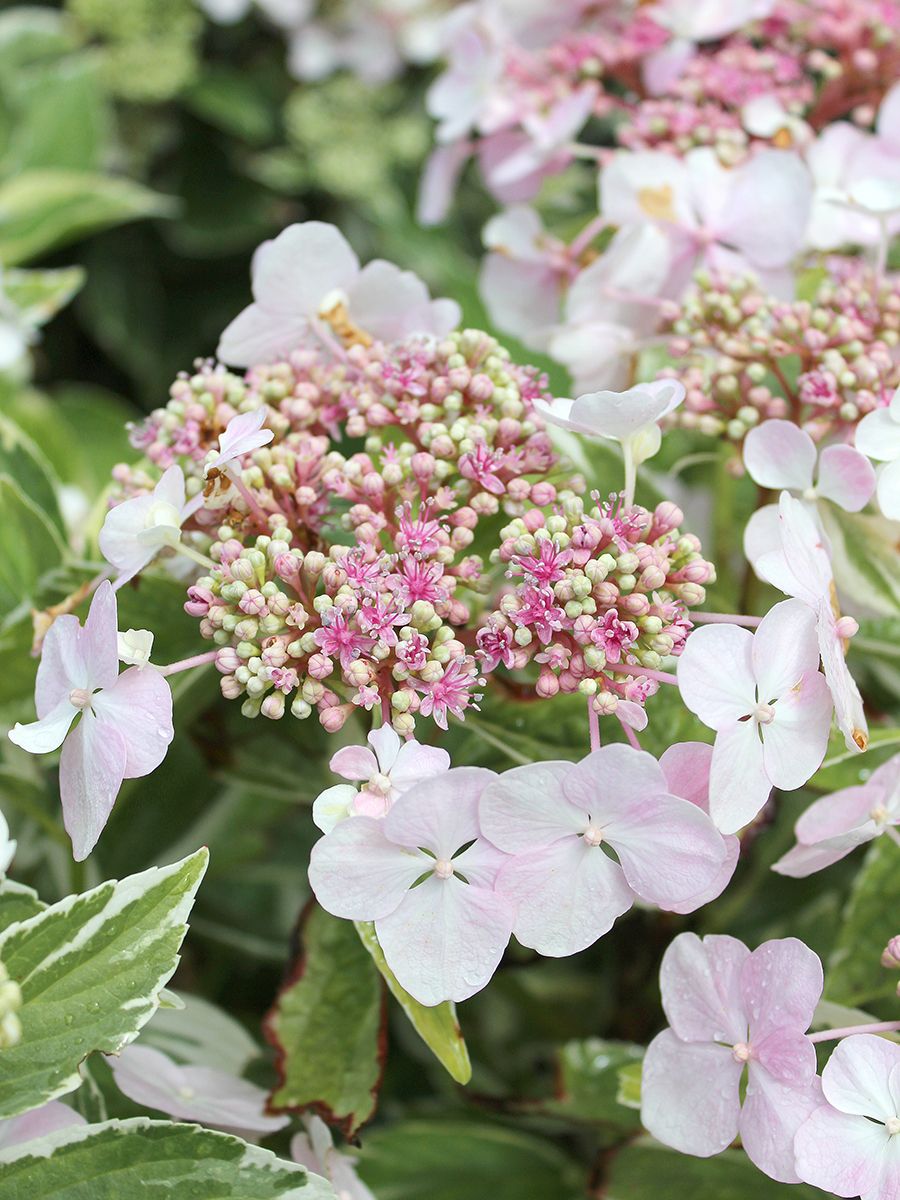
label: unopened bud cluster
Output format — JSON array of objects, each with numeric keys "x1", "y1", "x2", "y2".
[{"x1": 478, "y1": 493, "x2": 715, "y2": 717}]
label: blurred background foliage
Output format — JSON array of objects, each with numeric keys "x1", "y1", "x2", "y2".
[{"x1": 0, "y1": 3, "x2": 898, "y2": 1197}]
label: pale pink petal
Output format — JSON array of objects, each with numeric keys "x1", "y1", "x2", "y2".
[
  {"x1": 34, "y1": 614, "x2": 86, "y2": 713},
  {"x1": 752, "y1": 598, "x2": 820, "y2": 702},
  {"x1": 616, "y1": 700, "x2": 648, "y2": 732},
  {"x1": 876, "y1": 457, "x2": 900, "y2": 520},
  {"x1": 565, "y1": 381, "x2": 685, "y2": 444},
  {"x1": 795, "y1": 1103, "x2": 888, "y2": 1198},
  {"x1": 495, "y1": 836, "x2": 633, "y2": 957},
  {"x1": 708, "y1": 719, "x2": 771, "y2": 834},
  {"x1": 0, "y1": 1101, "x2": 85, "y2": 1151},
  {"x1": 208, "y1": 408, "x2": 273, "y2": 473},
  {"x1": 348, "y1": 261, "x2": 459, "y2": 341},
  {"x1": 662, "y1": 834, "x2": 739, "y2": 914},
  {"x1": 366, "y1": 725, "x2": 401, "y2": 773},
  {"x1": 479, "y1": 761, "x2": 586, "y2": 854},
  {"x1": 417, "y1": 141, "x2": 471, "y2": 226},
  {"x1": 308, "y1": 816, "x2": 427, "y2": 920},
  {"x1": 742, "y1": 421, "x2": 816, "y2": 491},
  {"x1": 878, "y1": 82, "x2": 900, "y2": 149},
  {"x1": 216, "y1": 303, "x2": 311, "y2": 368},
  {"x1": 642, "y1": 38, "x2": 695, "y2": 96},
  {"x1": 772, "y1": 827, "x2": 879, "y2": 877},
  {"x1": 743, "y1": 504, "x2": 782, "y2": 572},
  {"x1": 565, "y1": 744, "x2": 669, "y2": 815},
  {"x1": 641, "y1": 1030, "x2": 743, "y2": 1156},
  {"x1": 479, "y1": 255, "x2": 561, "y2": 346},
  {"x1": 482, "y1": 205, "x2": 546, "y2": 259},
  {"x1": 82, "y1": 581, "x2": 127, "y2": 690},
  {"x1": 312, "y1": 784, "x2": 357, "y2": 833},
  {"x1": 253, "y1": 222, "x2": 359, "y2": 316},
  {"x1": 98, "y1": 494, "x2": 157, "y2": 587},
  {"x1": 740, "y1": 1068, "x2": 822, "y2": 1183},
  {"x1": 387, "y1": 740, "x2": 451, "y2": 792},
  {"x1": 59, "y1": 710, "x2": 128, "y2": 861},
  {"x1": 822, "y1": 1034, "x2": 900, "y2": 1121},
  {"x1": 600, "y1": 150, "x2": 696, "y2": 231},
  {"x1": 383, "y1": 767, "x2": 495, "y2": 860},
  {"x1": 816, "y1": 445, "x2": 876, "y2": 511},
  {"x1": 375, "y1": 875, "x2": 514, "y2": 1005},
  {"x1": 658, "y1": 932, "x2": 750, "y2": 1044},
  {"x1": 753, "y1": 1028, "x2": 819, "y2": 1086},
  {"x1": 9, "y1": 701, "x2": 76, "y2": 754},
  {"x1": 677, "y1": 624, "x2": 756, "y2": 729},
  {"x1": 815, "y1": 603, "x2": 868, "y2": 753},
  {"x1": 757, "y1": 492, "x2": 833, "y2": 607},
  {"x1": 329, "y1": 745, "x2": 378, "y2": 782},
  {"x1": 855, "y1": 406, "x2": 900, "y2": 462},
  {"x1": 761, "y1": 670, "x2": 832, "y2": 791},
  {"x1": 741, "y1": 938, "x2": 823, "y2": 1041},
  {"x1": 719, "y1": 150, "x2": 812, "y2": 269},
  {"x1": 450, "y1": 838, "x2": 508, "y2": 890},
  {"x1": 93, "y1": 666, "x2": 173, "y2": 779},
  {"x1": 795, "y1": 782, "x2": 876, "y2": 844},
  {"x1": 660, "y1": 742, "x2": 713, "y2": 808}
]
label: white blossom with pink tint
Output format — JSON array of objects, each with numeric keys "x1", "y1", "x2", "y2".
[
  {"x1": 487, "y1": 84, "x2": 598, "y2": 190},
  {"x1": 794, "y1": 1034, "x2": 900, "y2": 1200},
  {"x1": 108, "y1": 1043, "x2": 289, "y2": 1137},
  {"x1": 8, "y1": 582, "x2": 173, "y2": 861},
  {"x1": 754, "y1": 493, "x2": 868, "y2": 753},
  {"x1": 217, "y1": 222, "x2": 459, "y2": 368},
  {"x1": 0, "y1": 1101, "x2": 85, "y2": 1151},
  {"x1": 535, "y1": 379, "x2": 684, "y2": 468},
  {"x1": 649, "y1": 0, "x2": 775, "y2": 46},
  {"x1": 309, "y1": 767, "x2": 514, "y2": 1005},
  {"x1": 773, "y1": 753, "x2": 900, "y2": 878},
  {"x1": 677, "y1": 598, "x2": 833, "y2": 834},
  {"x1": 657, "y1": 742, "x2": 740, "y2": 913},
  {"x1": 642, "y1": 932, "x2": 823, "y2": 1183},
  {"x1": 743, "y1": 420, "x2": 875, "y2": 514},
  {"x1": 291, "y1": 1115, "x2": 374, "y2": 1200},
  {"x1": 600, "y1": 147, "x2": 812, "y2": 297},
  {"x1": 99, "y1": 465, "x2": 200, "y2": 589},
  {"x1": 313, "y1": 724, "x2": 451, "y2": 831},
  {"x1": 478, "y1": 745, "x2": 728, "y2": 957},
  {"x1": 206, "y1": 407, "x2": 274, "y2": 476},
  {"x1": 479, "y1": 206, "x2": 571, "y2": 349},
  {"x1": 855, "y1": 386, "x2": 900, "y2": 521}
]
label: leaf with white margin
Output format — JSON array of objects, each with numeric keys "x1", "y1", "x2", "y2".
[
  {"x1": 143, "y1": 992, "x2": 260, "y2": 1075},
  {"x1": 0, "y1": 849, "x2": 208, "y2": 1119},
  {"x1": 0, "y1": 1117, "x2": 336, "y2": 1199},
  {"x1": 0, "y1": 879, "x2": 46, "y2": 934}
]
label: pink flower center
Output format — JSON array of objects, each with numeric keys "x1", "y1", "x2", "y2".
[
  {"x1": 871, "y1": 804, "x2": 890, "y2": 825},
  {"x1": 69, "y1": 688, "x2": 92, "y2": 710},
  {"x1": 886, "y1": 1117, "x2": 900, "y2": 1136},
  {"x1": 731, "y1": 1042, "x2": 752, "y2": 1064},
  {"x1": 583, "y1": 826, "x2": 604, "y2": 847},
  {"x1": 369, "y1": 772, "x2": 393, "y2": 796},
  {"x1": 433, "y1": 859, "x2": 454, "y2": 880},
  {"x1": 754, "y1": 703, "x2": 776, "y2": 725}
]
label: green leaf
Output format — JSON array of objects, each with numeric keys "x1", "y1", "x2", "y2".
[
  {"x1": 0, "y1": 474, "x2": 65, "y2": 622},
  {"x1": 617, "y1": 1060, "x2": 642, "y2": 1110},
  {"x1": 1, "y1": 55, "x2": 111, "y2": 174},
  {"x1": 182, "y1": 68, "x2": 277, "y2": 145},
  {"x1": 541, "y1": 1038, "x2": 643, "y2": 1128},
  {"x1": 2, "y1": 266, "x2": 85, "y2": 328},
  {"x1": 821, "y1": 506, "x2": 900, "y2": 618},
  {"x1": 0, "y1": 848, "x2": 208, "y2": 1118},
  {"x1": 0, "y1": 878, "x2": 46, "y2": 933},
  {"x1": 0, "y1": 9, "x2": 74, "y2": 75},
  {"x1": 605, "y1": 1143, "x2": 822, "y2": 1199},
  {"x1": 811, "y1": 727, "x2": 900, "y2": 792},
  {"x1": 357, "y1": 1121, "x2": 583, "y2": 1200},
  {"x1": 0, "y1": 170, "x2": 174, "y2": 265},
  {"x1": 826, "y1": 836, "x2": 900, "y2": 1009},
  {"x1": 265, "y1": 904, "x2": 384, "y2": 1136},
  {"x1": 0, "y1": 413, "x2": 63, "y2": 533},
  {"x1": 354, "y1": 920, "x2": 472, "y2": 1085},
  {"x1": 0, "y1": 1118, "x2": 336, "y2": 1199}
]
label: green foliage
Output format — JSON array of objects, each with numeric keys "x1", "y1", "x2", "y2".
[
  {"x1": 605, "y1": 1144, "x2": 822, "y2": 1199},
  {"x1": 0, "y1": 1118, "x2": 336, "y2": 1199},
  {"x1": 542, "y1": 1038, "x2": 644, "y2": 1129},
  {"x1": 266, "y1": 904, "x2": 385, "y2": 1136},
  {"x1": 826, "y1": 836, "x2": 900, "y2": 1010},
  {"x1": 0, "y1": 474, "x2": 65, "y2": 621},
  {"x1": 0, "y1": 849, "x2": 208, "y2": 1117}
]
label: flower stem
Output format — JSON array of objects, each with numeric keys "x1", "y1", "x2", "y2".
[
  {"x1": 569, "y1": 214, "x2": 607, "y2": 259},
  {"x1": 587, "y1": 695, "x2": 601, "y2": 753},
  {"x1": 604, "y1": 662, "x2": 679, "y2": 686},
  {"x1": 156, "y1": 649, "x2": 219, "y2": 677},
  {"x1": 227, "y1": 470, "x2": 272, "y2": 533},
  {"x1": 174, "y1": 542, "x2": 216, "y2": 572},
  {"x1": 809, "y1": 1020, "x2": 900, "y2": 1044},
  {"x1": 619, "y1": 716, "x2": 641, "y2": 751},
  {"x1": 692, "y1": 612, "x2": 763, "y2": 628}
]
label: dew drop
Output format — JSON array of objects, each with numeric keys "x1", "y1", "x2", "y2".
[{"x1": 63, "y1": 1014, "x2": 74, "y2": 1026}]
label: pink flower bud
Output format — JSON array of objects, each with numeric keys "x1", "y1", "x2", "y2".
[
  {"x1": 239, "y1": 590, "x2": 268, "y2": 617},
  {"x1": 308, "y1": 653, "x2": 334, "y2": 680},
  {"x1": 881, "y1": 937, "x2": 900, "y2": 969},
  {"x1": 506, "y1": 478, "x2": 531, "y2": 502},
  {"x1": 411, "y1": 452, "x2": 436, "y2": 480},
  {"x1": 220, "y1": 676, "x2": 242, "y2": 700},
  {"x1": 185, "y1": 586, "x2": 214, "y2": 617},
  {"x1": 522, "y1": 509, "x2": 546, "y2": 532},
  {"x1": 530, "y1": 482, "x2": 556, "y2": 506},
  {"x1": 536, "y1": 669, "x2": 559, "y2": 698},
  {"x1": 649, "y1": 502, "x2": 683, "y2": 539},
  {"x1": 320, "y1": 703, "x2": 353, "y2": 733},
  {"x1": 469, "y1": 373, "x2": 494, "y2": 401},
  {"x1": 216, "y1": 647, "x2": 241, "y2": 674},
  {"x1": 835, "y1": 615, "x2": 859, "y2": 640}
]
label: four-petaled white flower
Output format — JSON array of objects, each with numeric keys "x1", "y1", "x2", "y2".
[
  {"x1": 205, "y1": 407, "x2": 274, "y2": 476},
  {"x1": 855, "y1": 386, "x2": 900, "y2": 521},
  {"x1": 99, "y1": 465, "x2": 201, "y2": 589}
]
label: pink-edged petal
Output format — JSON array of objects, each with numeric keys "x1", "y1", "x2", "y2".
[
  {"x1": 616, "y1": 700, "x2": 648, "y2": 732},
  {"x1": 752, "y1": 598, "x2": 820, "y2": 702},
  {"x1": 329, "y1": 745, "x2": 378, "y2": 782},
  {"x1": 743, "y1": 420, "x2": 816, "y2": 491},
  {"x1": 821, "y1": 1034, "x2": 900, "y2": 1121},
  {"x1": 740, "y1": 1068, "x2": 823, "y2": 1184},
  {"x1": 855, "y1": 406, "x2": 900, "y2": 463},
  {"x1": 567, "y1": 744, "x2": 668, "y2": 810},
  {"x1": 388, "y1": 740, "x2": 451, "y2": 791},
  {"x1": 641, "y1": 1030, "x2": 743, "y2": 1156},
  {"x1": 658, "y1": 932, "x2": 750, "y2": 1045},
  {"x1": 383, "y1": 767, "x2": 494, "y2": 860},
  {"x1": 677, "y1": 624, "x2": 756, "y2": 729},
  {"x1": 375, "y1": 875, "x2": 514, "y2": 1006},
  {"x1": 708, "y1": 720, "x2": 772, "y2": 835},
  {"x1": 495, "y1": 837, "x2": 633, "y2": 957},
  {"x1": 479, "y1": 761, "x2": 586, "y2": 854},
  {"x1": 817, "y1": 445, "x2": 876, "y2": 511},
  {"x1": 795, "y1": 783, "x2": 878, "y2": 843},
  {"x1": 602, "y1": 792, "x2": 728, "y2": 908},
  {"x1": 59, "y1": 710, "x2": 128, "y2": 861},
  {"x1": 741, "y1": 937, "x2": 823, "y2": 1041},
  {"x1": 308, "y1": 816, "x2": 427, "y2": 920},
  {"x1": 663, "y1": 833, "x2": 740, "y2": 914},
  {"x1": 762, "y1": 670, "x2": 832, "y2": 791},
  {"x1": 744, "y1": 504, "x2": 782, "y2": 569},
  {"x1": 0, "y1": 1101, "x2": 85, "y2": 1151},
  {"x1": 818, "y1": 606, "x2": 868, "y2": 752},
  {"x1": 92, "y1": 666, "x2": 173, "y2": 779},
  {"x1": 659, "y1": 741, "x2": 713, "y2": 808},
  {"x1": 9, "y1": 700, "x2": 76, "y2": 754},
  {"x1": 216, "y1": 304, "x2": 312, "y2": 368},
  {"x1": 772, "y1": 825, "x2": 879, "y2": 877},
  {"x1": 754, "y1": 1028, "x2": 819, "y2": 1086},
  {"x1": 795, "y1": 1103, "x2": 889, "y2": 1198},
  {"x1": 35, "y1": 614, "x2": 87, "y2": 713},
  {"x1": 312, "y1": 784, "x2": 357, "y2": 833}
]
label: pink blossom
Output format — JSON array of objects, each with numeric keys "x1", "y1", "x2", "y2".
[
  {"x1": 388, "y1": 558, "x2": 448, "y2": 607},
  {"x1": 357, "y1": 596, "x2": 409, "y2": 646},
  {"x1": 589, "y1": 610, "x2": 639, "y2": 664},
  {"x1": 795, "y1": 1035, "x2": 900, "y2": 1200},
  {"x1": 459, "y1": 442, "x2": 507, "y2": 495},
  {"x1": 677, "y1": 598, "x2": 833, "y2": 834},
  {"x1": 413, "y1": 658, "x2": 481, "y2": 730},
  {"x1": 8, "y1": 582, "x2": 174, "y2": 861},
  {"x1": 205, "y1": 407, "x2": 274, "y2": 475},
  {"x1": 109, "y1": 1043, "x2": 288, "y2": 1137},
  {"x1": 396, "y1": 631, "x2": 429, "y2": 671},
  {"x1": 642, "y1": 932, "x2": 823, "y2": 1183},
  {"x1": 512, "y1": 584, "x2": 566, "y2": 645},
  {"x1": 309, "y1": 768, "x2": 515, "y2": 1005},
  {"x1": 313, "y1": 609, "x2": 375, "y2": 669},
  {"x1": 773, "y1": 753, "x2": 900, "y2": 878},
  {"x1": 395, "y1": 504, "x2": 444, "y2": 556},
  {"x1": 479, "y1": 205, "x2": 571, "y2": 349},
  {"x1": 476, "y1": 622, "x2": 516, "y2": 671},
  {"x1": 478, "y1": 745, "x2": 729, "y2": 957},
  {"x1": 743, "y1": 420, "x2": 875, "y2": 513},
  {"x1": 512, "y1": 537, "x2": 573, "y2": 585}
]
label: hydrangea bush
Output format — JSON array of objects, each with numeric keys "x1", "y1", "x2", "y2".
[{"x1": 1, "y1": 2, "x2": 900, "y2": 1198}]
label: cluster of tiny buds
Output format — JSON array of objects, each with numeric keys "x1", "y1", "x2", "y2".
[{"x1": 478, "y1": 492, "x2": 714, "y2": 717}]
